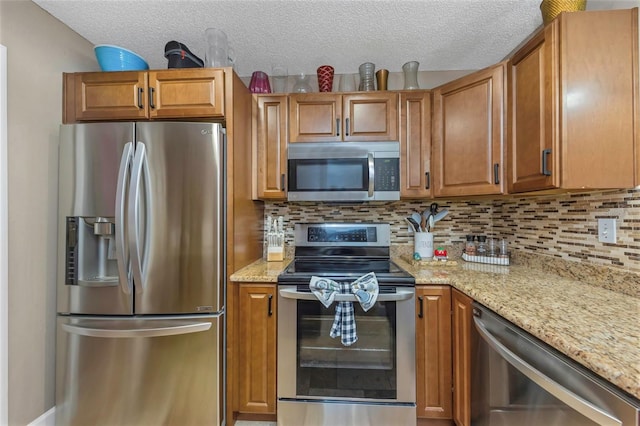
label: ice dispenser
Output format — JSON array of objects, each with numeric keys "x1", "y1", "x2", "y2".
[{"x1": 65, "y1": 216, "x2": 118, "y2": 286}]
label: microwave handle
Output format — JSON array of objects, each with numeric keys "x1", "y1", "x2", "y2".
[{"x1": 368, "y1": 153, "x2": 375, "y2": 197}]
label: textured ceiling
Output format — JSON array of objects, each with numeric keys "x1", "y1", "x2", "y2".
[{"x1": 33, "y1": 0, "x2": 639, "y2": 78}]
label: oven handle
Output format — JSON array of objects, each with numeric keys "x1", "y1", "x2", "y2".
[
  {"x1": 473, "y1": 316, "x2": 622, "y2": 426},
  {"x1": 279, "y1": 288, "x2": 414, "y2": 302}
]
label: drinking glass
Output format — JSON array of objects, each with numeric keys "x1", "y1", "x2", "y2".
[{"x1": 271, "y1": 65, "x2": 288, "y2": 93}]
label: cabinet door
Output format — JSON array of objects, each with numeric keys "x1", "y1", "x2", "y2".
[
  {"x1": 71, "y1": 71, "x2": 148, "y2": 121},
  {"x1": 343, "y1": 93, "x2": 398, "y2": 141},
  {"x1": 256, "y1": 95, "x2": 288, "y2": 199},
  {"x1": 507, "y1": 26, "x2": 557, "y2": 193},
  {"x1": 399, "y1": 91, "x2": 431, "y2": 198},
  {"x1": 289, "y1": 93, "x2": 342, "y2": 142},
  {"x1": 452, "y1": 289, "x2": 473, "y2": 426},
  {"x1": 432, "y1": 64, "x2": 505, "y2": 197},
  {"x1": 238, "y1": 284, "x2": 277, "y2": 414},
  {"x1": 148, "y1": 69, "x2": 225, "y2": 119},
  {"x1": 509, "y1": 9, "x2": 639, "y2": 192},
  {"x1": 415, "y1": 286, "x2": 452, "y2": 420}
]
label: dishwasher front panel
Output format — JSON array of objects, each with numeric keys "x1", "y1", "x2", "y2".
[{"x1": 471, "y1": 303, "x2": 640, "y2": 426}]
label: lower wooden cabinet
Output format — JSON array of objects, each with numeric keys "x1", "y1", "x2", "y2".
[
  {"x1": 231, "y1": 283, "x2": 277, "y2": 418},
  {"x1": 451, "y1": 288, "x2": 473, "y2": 426},
  {"x1": 416, "y1": 285, "x2": 452, "y2": 421}
]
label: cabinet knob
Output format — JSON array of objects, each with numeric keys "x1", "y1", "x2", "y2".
[
  {"x1": 137, "y1": 88, "x2": 144, "y2": 109},
  {"x1": 268, "y1": 294, "x2": 273, "y2": 316},
  {"x1": 148, "y1": 87, "x2": 156, "y2": 109},
  {"x1": 336, "y1": 118, "x2": 340, "y2": 137}
]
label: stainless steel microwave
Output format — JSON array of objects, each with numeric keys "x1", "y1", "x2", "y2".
[{"x1": 287, "y1": 141, "x2": 400, "y2": 202}]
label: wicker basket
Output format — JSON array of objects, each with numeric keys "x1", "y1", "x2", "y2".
[{"x1": 540, "y1": 0, "x2": 587, "y2": 25}]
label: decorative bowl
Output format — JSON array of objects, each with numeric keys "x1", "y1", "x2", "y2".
[{"x1": 94, "y1": 44, "x2": 149, "y2": 72}]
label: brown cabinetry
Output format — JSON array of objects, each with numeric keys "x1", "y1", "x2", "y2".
[
  {"x1": 400, "y1": 91, "x2": 432, "y2": 198},
  {"x1": 451, "y1": 289, "x2": 473, "y2": 426},
  {"x1": 63, "y1": 68, "x2": 225, "y2": 123},
  {"x1": 416, "y1": 285, "x2": 452, "y2": 421},
  {"x1": 508, "y1": 8, "x2": 639, "y2": 192},
  {"x1": 227, "y1": 283, "x2": 277, "y2": 418},
  {"x1": 288, "y1": 92, "x2": 398, "y2": 142},
  {"x1": 255, "y1": 95, "x2": 288, "y2": 200},
  {"x1": 432, "y1": 63, "x2": 505, "y2": 197}
]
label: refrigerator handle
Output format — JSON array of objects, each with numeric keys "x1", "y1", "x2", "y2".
[
  {"x1": 129, "y1": 142, "x2": 147, "y2": 294},
  {"x1": 62, "y1": 321, "x2": 212, "y2": 338},
  {"x1": 115, "y1": 142, "x2": 134, "y2": 295}
]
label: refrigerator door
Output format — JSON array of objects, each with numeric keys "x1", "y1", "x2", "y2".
[
  {"x1": 55, "y1": 315, "x2": 223, "y2": 426},
  {"x1": 131, "y1": 122, "x2": 225, "y2": 315},
  {"x1": 58, "y1": 123, "x2": 135, "y2": 315}
]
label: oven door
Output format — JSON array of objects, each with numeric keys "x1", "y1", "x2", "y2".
[{"x1": 277, "y1": 285, "x2": 415, "y2": 404}]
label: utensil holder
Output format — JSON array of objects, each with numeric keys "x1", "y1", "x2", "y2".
[{"x1": 414, "y1": 232, "x2": 434, "y2": 259}]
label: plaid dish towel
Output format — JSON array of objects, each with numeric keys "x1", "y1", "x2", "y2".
[{"x1": 329, "y1": 282, "x2": 357, "y2": 346}]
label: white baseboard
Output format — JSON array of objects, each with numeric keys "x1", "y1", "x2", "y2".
[{"x1": 29, "y1": 408, "x2": 54, "y2": 426}]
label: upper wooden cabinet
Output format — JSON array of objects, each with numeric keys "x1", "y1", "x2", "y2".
[
  {"x1": 63, "y1": 68, "x2": 225, "y2": 123},
  {"x1": 415, "y1": 285, "x2": 452, "y2": 421},
  {"x1": 254, "y1": 95, "x2": 288, "y2": 200},
  {"x1": 288, "y1": 92, "x2": 398, "y2": 142},
  {"x1": 508, "y1": 8, "x2": 639, "y2": 193},
  {"x1": 399, "y1": 91, "x2": 432, "y2": 198},
  {"x1": 432, "y1": 63, "x2": 506, "y2": 197}
]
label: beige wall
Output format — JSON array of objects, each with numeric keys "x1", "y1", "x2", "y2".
[{"x1": 0, "y1": 1, "x2": 95, "y2": 424}]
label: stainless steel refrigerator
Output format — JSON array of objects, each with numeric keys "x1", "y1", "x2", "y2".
[{"x1": 55, "y1": 122, "x2": 226, "y2": 425}]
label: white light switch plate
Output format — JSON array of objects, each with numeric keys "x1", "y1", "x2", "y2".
[{"x1": 598, "y1": 218, "x2": 617, "y2": 244}]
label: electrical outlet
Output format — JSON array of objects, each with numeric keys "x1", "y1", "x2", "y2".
[{"x1": 598, "y1": 218, "x2": 617, "y2": 244}]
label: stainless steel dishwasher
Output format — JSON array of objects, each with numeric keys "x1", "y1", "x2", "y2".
[{"x1": 471, "y1": 302, "x2": 640, "y2": 426}]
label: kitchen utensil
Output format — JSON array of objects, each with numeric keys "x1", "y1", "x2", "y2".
[
  {"x1": 433, "y1": 209, "x2": 449, "y2": 223},
  {"x1": 406, "y1": 217, "x2": 420, "y2": 233},
  {"x1": 411, "y1": 212, "x2": 422, "y2": 226}
]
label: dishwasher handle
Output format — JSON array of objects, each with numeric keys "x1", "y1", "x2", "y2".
[{"x1": 473, "y1": 316, "x2": 622, "y2": 426}]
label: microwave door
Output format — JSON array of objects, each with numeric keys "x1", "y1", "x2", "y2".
[{"x1": 287, "y1": 158, "x2": 372, "y2": 201}]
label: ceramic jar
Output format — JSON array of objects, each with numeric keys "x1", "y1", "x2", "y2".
[
  {"x1": 317, "y1": 65, "x2": 334, "y2": 92},
  {"x1": 358, "y1": 62, "x2": 375, "y2": 91},
  {"x1": 402, "y1": 61, "x2": 420, "y2": 90}
]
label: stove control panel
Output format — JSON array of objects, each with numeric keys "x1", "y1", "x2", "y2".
[{"x1": 295, "y1": 223, "x2": 391, "y2": 247}]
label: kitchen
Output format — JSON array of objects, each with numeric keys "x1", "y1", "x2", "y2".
[{"x1": 1, "y1": 1, "x2": 639, "y2": 426}]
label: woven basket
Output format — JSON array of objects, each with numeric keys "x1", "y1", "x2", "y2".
[{"x1": 540, "y1": 0, "x2": 587, "y2": 25}]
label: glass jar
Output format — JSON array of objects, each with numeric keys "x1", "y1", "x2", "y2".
[
  {"x1": 487, "y1": 237, "x2": 497, "y2": 257},
  {"x1": 499, "y1": 239, "x2": 509, "y2": 258},
  {"x1": 292, "y1": 73, "x2": 312, "y2": 93},
  {"x1": 476, "y1": 235, "x2": 487, "y2": 256},
  {"x1": 465, "y1": 235, "x2": 476, "y2": 255}
]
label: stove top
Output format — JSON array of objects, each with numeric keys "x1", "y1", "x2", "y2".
[{"x1": 277, "y1": 223, "x2": 415, "y2": 285}]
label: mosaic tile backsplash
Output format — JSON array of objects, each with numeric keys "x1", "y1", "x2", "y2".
[{"x1": 264, "y1": 188, "x2": 640, "y2": 275}]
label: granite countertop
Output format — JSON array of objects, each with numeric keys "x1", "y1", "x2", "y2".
[{"x1": 229, "y1": 253, "x2": 640, "y2": 400}]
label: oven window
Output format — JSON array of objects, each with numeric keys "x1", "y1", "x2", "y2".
[
  {"x1": 296, "y1": 299, "x2": 397, "y2": 399},
  {"x1": 290, "y1": 159, "x2": 368, "y2": 191}
]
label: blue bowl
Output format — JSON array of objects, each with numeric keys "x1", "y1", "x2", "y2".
[{"x1": 94, "y1": 44, "x2": 149, "y2": 72}]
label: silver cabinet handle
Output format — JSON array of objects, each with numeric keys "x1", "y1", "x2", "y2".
[
  {"x1": 62, "y1": 321, "x2": 212, "y2": 338},
  {"x1": 473, "y1": 316, "x2": 622, "y2": 426},
  {"x1": 367, "y1": 153, "x2": 375, "y2": 197},
  {"x1": 279, "y1": 288, "x2": 414, "y2": 302},
  {"x1": 115, "y1": 142, "x2": 134, "y2": 295}
]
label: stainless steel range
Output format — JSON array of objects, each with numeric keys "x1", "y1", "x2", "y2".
[{"x1": 277, "y1": 223, "x2": 416, "y2": 426}]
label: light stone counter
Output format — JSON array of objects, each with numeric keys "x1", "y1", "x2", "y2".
[{"x1": 229, "y1": 254, "x2": 640, "y2": 400}]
